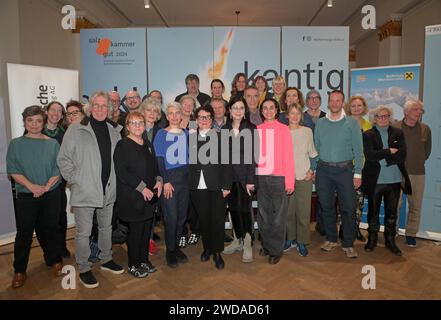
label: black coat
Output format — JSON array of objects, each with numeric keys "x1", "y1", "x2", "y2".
[
  {"x1": 189, "y1": 129, "x2": 233, "y2": 191},
  {"x1": 361, "y1": 126, "x2": 412, "y2": 196},
  {"x1": 175, "y1": 91, "x2": 211, "y2": 107},
  {"x1": 223, "y1": 119, "x2": 257, "y2": 187},
  {"x1": 114, "y1": 137, "x2": 160, "y2": 221},
  {"x1": 142, "y1": 124, "x2": 160, "y2": 146}
]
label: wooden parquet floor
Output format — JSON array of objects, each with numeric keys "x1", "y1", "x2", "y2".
[{"x1": 1, "y1": 225, "x2": 441, "y2": 300}]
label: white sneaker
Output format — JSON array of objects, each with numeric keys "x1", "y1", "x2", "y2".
[
  {"x1": 342, "y1": 247, "x2": 358, "y2": 258},
  {"x1": 242, "y1": 233, "x2": 253, "y2": 263},
  {"x1": 223, "y1": 237, "x2": 243, "y2": 254},
  {"x1": 320, "y1": 241, "x2": 339, "y2": 252}
]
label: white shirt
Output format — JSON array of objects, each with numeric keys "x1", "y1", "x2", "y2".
[
  {"x1": 325, "y1": 109, "x2": 346, "y2": 122},
  {"x1": 197, "y1": 129, "x2": 210, "y2": 189}
]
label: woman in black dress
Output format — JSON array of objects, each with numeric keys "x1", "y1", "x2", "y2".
[{"x1": 114, "y1": 111, "x2": 163, "y2": 278}]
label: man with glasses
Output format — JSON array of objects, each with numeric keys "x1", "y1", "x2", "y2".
[
  {"x1": 244, "y1": 85, "x2": 262, "y2": 126},
  {"x1": 119, "y1": 90, "x2": 142, "y2": 126},
  {"x1": 304, "y1": 90, "x2": 326, "y2": 131},
  {"x1": 395, "y1": 99, "x2": 432, "y2": 247},
  {"x1": 108, "y1": 91, "x2": 122, "y2": 123},
  {"x1": 58, "y1": 91, "x2": 124, "y2": 288}
]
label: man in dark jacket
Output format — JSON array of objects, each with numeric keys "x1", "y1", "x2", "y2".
[{"x1": 175, "y1": 74, "x2": 211, "y2": 108}]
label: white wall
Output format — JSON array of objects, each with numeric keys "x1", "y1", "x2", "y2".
[
  {"x1": 355, "y1": 31, "x2": 379, "y2": 68},
  {"x1": 401, "y1": 0, "x2": 441, "y2": 64},
  {"x1": 18, "y1": 0, "x2": 80, "y2": 71},
  {"x1": 0, "y1": 0, "x2": 81, "y2": 141},
  {"x1": 356, "y1": 0, "x2": 441, "y2": 69},
  {"x1": 401, "y1": 0, "x2": 441, "y2": 95},
  {"x1": 0, "y1": 0, "x2": 21, "y2": 140}
]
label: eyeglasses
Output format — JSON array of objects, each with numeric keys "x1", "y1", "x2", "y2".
[
  {"x1": 410, "y1": 108, "x2": 425, "y2": 114},
  {"x1": 308, "y1": 96, "x2": 320, "y2": 100},
  {"x1": 197, "y1": 115, "x2": 212, "y2": 121},
  {"x1": 66, "y1": 110, "x2": 81, "y2": 117},
  {"x1": 92, "y1": 104, "x2": 109, "y2": 110},
  {"x1": 126, "y1": 96, "x2": 140, "y2": 101},
  {"x1": 128, "y1": 120, "x2": 145, "y2": 126},
  {"x1": 375, "y1": 114, "x2": 390, "y2": 120}
]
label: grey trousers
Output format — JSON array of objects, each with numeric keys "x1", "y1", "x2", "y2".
[
  {"x1": 257, "y1": 175, "x2": 288, "y2": 257},
  {"x1": 72, "y1": 204, "x2": 113, "y2": 273}
]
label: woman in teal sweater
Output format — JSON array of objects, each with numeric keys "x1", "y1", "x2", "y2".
[{"x1": 7, "y1": 105, "x2": 63, "y2": 288}]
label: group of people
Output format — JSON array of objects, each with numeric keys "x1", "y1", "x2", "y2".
[{"x1": 6, "y1": 72, "x2": 431, "y2": 290}]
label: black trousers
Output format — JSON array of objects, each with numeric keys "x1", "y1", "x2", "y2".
[
  {"x1": 126, "y1": 218, "x2": 152, "y2": 268},
  {"x1": 36, "y1": 182, "x2": 68, "y2": 258},
  {"x1": 227, "y1": 182, "x2": 253, "y2": 239},
  {"x1": 191, "y1": 190, "x2": 226, "y2": 253},
  {"x1": 367, "y1": 183, "x2": 401, "y2": 237},
  {"x1": 14, "y1": 188, "x2": 62, "y2": 273}
]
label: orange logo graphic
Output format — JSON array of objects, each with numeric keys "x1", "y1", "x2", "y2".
[{"x1": 96, "y1": 38, "x2": 111, "y2": 56}]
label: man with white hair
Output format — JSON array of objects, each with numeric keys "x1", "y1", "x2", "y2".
[
  {"x1": 394, "y1": 99, "x2": 432, "y2": 247},
  {"x1": 58, "y1": 91, "x2": 124, "y2": 288}
]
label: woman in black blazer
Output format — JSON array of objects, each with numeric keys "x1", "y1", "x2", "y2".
[
  {"x1": 189, "y1": 105, "x2": 232, "y2": 269},
  {"x1": 222, "y1": 97, "x2": 256, "y2": 263},
  {"x1": 114, "y1": 111, "x2": 163, "y2": 278},
  {"x1": 361, "y1": 106, "x2": 411, "y2": 256}
]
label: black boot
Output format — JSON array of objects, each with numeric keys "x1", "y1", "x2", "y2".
[
  {"x1": 385, "y1": 236, "x2": 402, "y2": 256},
  {"x1": 166, "y1": 250, "x2": 178, "y2": 268},
  {"x1": 364, "y1": 233, "x2": 378, "y2": 252},
  {"x1": 212, "y1": 253, "x2": 224, "y2": 270}
]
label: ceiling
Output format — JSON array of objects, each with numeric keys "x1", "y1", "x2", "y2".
[
  {"x1": 107, "y1": 0, "x2": 368, "y2": 27},
  {"x1": 56, "y1": 0, "x2": 430, "y2": 45}
]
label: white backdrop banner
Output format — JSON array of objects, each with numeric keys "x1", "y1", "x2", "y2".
[
  {"x1": 6, "y1": 63, "x2": 79, "y2": 243},
  {"x1": 146, "y1": 27, "x2": 348, "y2": 104},
  {"x1": 7, "y1": 63, "x2": 79, "y2": 138},
  {"x1": 0, "y1": 96, "x2": 16, "y2": 245}
]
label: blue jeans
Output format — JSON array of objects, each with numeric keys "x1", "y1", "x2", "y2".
[
  {"x1": 161, "y1": 166, "x2": 189, "y2": 252},
  {"x1": 315, "y1": 162, "x2": 356, "y2": 248}
]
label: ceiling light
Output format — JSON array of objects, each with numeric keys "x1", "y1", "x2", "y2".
[
  {"x1": 144, "y1": 0, "x2": 150, "y2": 9},
  {"x1": 327, "y1": 0, "x2": 333, "y2": 8}
]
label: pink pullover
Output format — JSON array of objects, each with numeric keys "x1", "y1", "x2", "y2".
[{"x1": 256, "y1": 120, "x2": 295, "y2": 190}]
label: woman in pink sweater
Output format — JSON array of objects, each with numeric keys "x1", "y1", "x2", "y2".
[{"x1": 256, "y1": 98, "x2": 295, "y2": 264}]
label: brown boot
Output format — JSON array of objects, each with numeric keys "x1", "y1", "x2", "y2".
[
  {"x1": 52, "y1": 262, "x2": 63, "y2": 277},
  {"x1": 12, "y1": 272, "x2": 27, "y2": 288}
]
